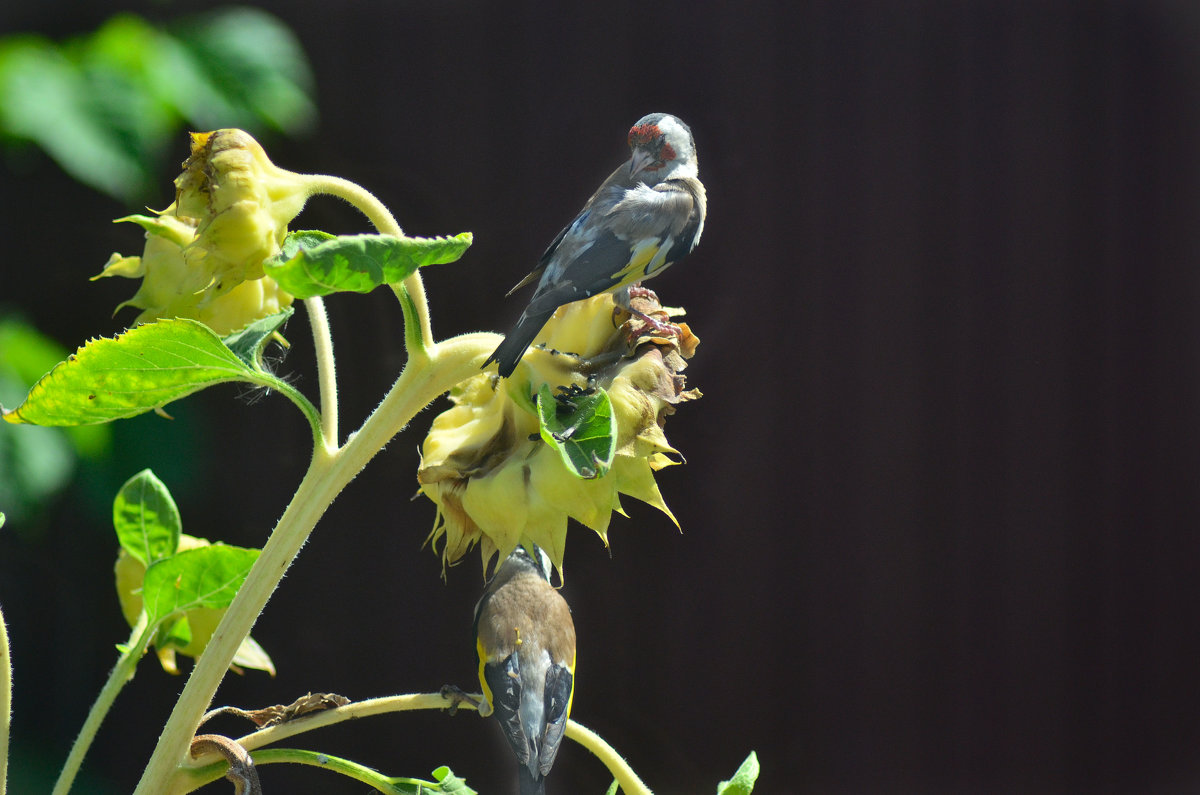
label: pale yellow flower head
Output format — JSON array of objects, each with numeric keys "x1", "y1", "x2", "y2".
[
  {"x1": 418, "y1": 291, "x2": 700, "y2": 577},
  {"x1": 95, "y1": 129, "x2": 307, "y2": 335}
]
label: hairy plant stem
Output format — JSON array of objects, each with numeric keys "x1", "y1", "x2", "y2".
[
  {"x1": 191, "y1": 693, "x2": 451, "y2": 769},
  {"x1": 192, "y1": 747, "x2": 445, "y2": 793},
  {"x1": 180, "y1": 693, "x2": 451, "y2": 791},
  {"x1": 303, "y1": 296, "x2": 339, "y2": 448},
  {"x1": 51, "y1": 614, "x2": 153, "y2": 795},
  {"x1": 566, "y1": 720, "x2": 653, "y2": 795},
  {"x1": 300, "y1": 175, "x2": 434, "y2": 353},
  {"x1": 181, "y1": 695, "x2": 652, "y2": 795},
  {"x1": 135, "y1": 330, "x2": 499, "y2": 795},
  {"x1": 130, "y1": 175, "x2": 496, "y2": 795},
  {"x1": 0, "y1": 602, "x2": 11, "y2": 795}
]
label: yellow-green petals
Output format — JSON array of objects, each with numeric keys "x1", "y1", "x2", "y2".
[
  {"x1": 418, "y1": 291, "x2": 700, "y2": 577},
  {"x1": 96, "y1": 129, "x2": 307, "y2": 335}
]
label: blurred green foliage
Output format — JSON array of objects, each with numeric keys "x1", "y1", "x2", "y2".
[
  {"x1": 0, "y1": 7, "x2": 315, "y2": 202},
  {"x1": 0, "y1": 7, "x2": 315, "y2": 529},
  {"x1": 0, "y1": 315, "x2": 112, "y2": 524}
]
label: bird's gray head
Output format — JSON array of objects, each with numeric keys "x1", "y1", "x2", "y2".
[
  {"x1": 626, "y1": 112, "x2": 698, "y2": 184},
  {"x1": 511, "y1": 544, "x2": 554, "y2": 582}
]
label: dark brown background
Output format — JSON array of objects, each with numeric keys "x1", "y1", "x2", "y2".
[{"x1": 3, "y1": 1, "x2": 1200, "y2": 793}]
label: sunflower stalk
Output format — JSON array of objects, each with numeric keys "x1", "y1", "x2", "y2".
[{"x1": 1, "y1": 129, "x2": 708, "y2": 793}]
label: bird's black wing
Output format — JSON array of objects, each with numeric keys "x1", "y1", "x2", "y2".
[
  {"x1": 521, "y1": 181, "x2": 698, "y2": 318},
  {"x1": 505, "y1": 161, "x2": 632, "y2": 298},
  {"x1": 521, "y1": 227, "x2": 636, "y2": 317},
  {"x1": 537, "y1": 662, "x2": 574, "y2": 776},
  {"x1": 484, "y1": 654, "x2": 531, "y2": 766},
  {"x1": 506, "y1": 222, "x2": 571, "y2": 297}
]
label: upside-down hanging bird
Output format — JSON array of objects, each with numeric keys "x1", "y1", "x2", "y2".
[
  {"x1": 484, "y1": 112, "x2": 706, "y2": 377},
  {"x1": 474, "y1": 545, "x2": 577, "y2": 795}
]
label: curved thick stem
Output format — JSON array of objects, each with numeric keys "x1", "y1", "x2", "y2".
[
  {"x1": 303, "y1": 296, "x2": 339, "y2": 449},
  {"x1": 133, "y1": 333, "x2": 499, "y2": 795},
  {"x1": 188, "y1": 747, "x2": 439, "y2": 794},
  {"x1": 565, "y1": 720, "x2": 653, "y2": 795},
  {"x1": 180, "y1": 695, "x2": 653, "y2": 795},
  {"x1": 300, "y1": 175, "x2": 434, "y2": 352},
  {"x1": 51, "y1": 616, "x2": 152, "y2": 795},
  {"x1": 0, "y1": 601, "x2": 10, "y2": 795},
  {"x1": 185, "y1": 693, "x2": 451, "y2": 775}
]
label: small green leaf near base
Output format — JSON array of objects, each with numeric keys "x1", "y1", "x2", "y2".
[
  {"x1": 716, "y1": 751, "x2": 760, "y2": 795},
  {"x1": 221, "y1": 306, "x2": 294, "y2": 370},
  {"x1": 112, "y1": 468, "x2": 181, "y2": 565},
  {"x1": 536, "y1": 383, "x2": 617, "y2": 479}
]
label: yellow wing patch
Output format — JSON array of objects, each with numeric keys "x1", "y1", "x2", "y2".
[
  {"x1": 475, "y1": 636, "x2": 495, "y2": 717},
  {"x1": 566, "y1": 648, "x2": 577, "y2": 718},
  {"x1": 608, "y1": 237, "x2": 674, "y2": 291}
]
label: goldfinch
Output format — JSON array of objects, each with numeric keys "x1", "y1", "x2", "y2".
[
  {"x1": 485, "y1": 112, "x2": 706, "y2": 377},
  {"x1": 474, "y1": 545, "x2": 577, "y2": 795}
]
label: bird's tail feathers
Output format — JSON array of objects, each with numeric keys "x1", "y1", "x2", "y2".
[
  {"x1": 485, "y1": 310, "x2": 555, "y2": 378},
  {"x1": 517, "y1": 763, "x2": 545, "y2": 795},
  {"x1": 506, "y1": 268, "x2": 543, "y2": 297}
]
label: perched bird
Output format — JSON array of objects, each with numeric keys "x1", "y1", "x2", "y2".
[
  {"x1": 485, "y1": 112, "x2": 707, "y2": 377},
  {"x1": 474, "y1": 546, "x2": 577, "y2": 795}
]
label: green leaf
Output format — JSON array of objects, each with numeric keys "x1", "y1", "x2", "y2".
[
  {"x1": 2, "y1": 318, "x2": 260, "y2": 427},
  {"x1": 157, "y1": 614, "x2": 193, "y2": 649},
  {"x1": 716, "y1": 751, "x2": 760, "y2": 795},
  {"x1": 141, "y1": 544, "x2": 259, "y2": 627},
  {"x1": 0, "y1": 37, "x2": 150, "y2": 200},
  {"x1": 431, "y1": 766, "x2": 477, "y2": 795},
  {"x1": 264, "y1": 231, "x2": 473, "y2": 299},
  {"x1": 221, "y1": 306, "x2": 294, "y2": 370},
  {"x1": 113, "y1": 468, "x2": 180, "y2": 565},
  {"x1": 168, "y1": 7, "x2": 316, "y2": 133},
  {"x1": 604, "y1": 781, "x2": 619, "y2": 795},
  {"x1": 0, "y1": 10, "x2": 317, "y2": 201},
  {"x1": 536, "y1": 383, "x2": 617, "y2": 479},
  {"x1": 0, "y1": 316, "x2": 112, "y2": 457}
]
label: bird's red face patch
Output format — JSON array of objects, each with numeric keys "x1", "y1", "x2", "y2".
[
  {"x1": 628, "y1": 122, "x2": 677, "y2": 171},
  {"x1": 627, "y1": 123, "x2": 662, "y2": 149}
]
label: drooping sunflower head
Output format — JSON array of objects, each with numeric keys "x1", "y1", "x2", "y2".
[
  {"x1": 418, "y1": 290, "x2": 700, "y2": 578},
  {"x1": 95, "y1": 129, "x2": 308, "y2": 335}
]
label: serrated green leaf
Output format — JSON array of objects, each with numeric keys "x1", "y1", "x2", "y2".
[
  {"x1": 142, "y1": 544, "x2": 259, "y2": 627},
  {"x1": 113, "y1": 468, "x2": 180, "y2": 566},
  {"x1": 264, "y1": 231, "x2": 473, "y2": 299},
  {"x1": 0, "y1": 316, "x2": 112, "y2": 457},
  {"x1": 2, "y1": 318, "x2": 259, "y2": 427},
  {"x1": 716, "y1": 751, "x2": 760, "y2": 795},
  {"x1": 536, "y1": 383, "x2": 617, "y2": 479},
  {"x1": 221, "y1": 306, "x2": 294, "y2": 370}
]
